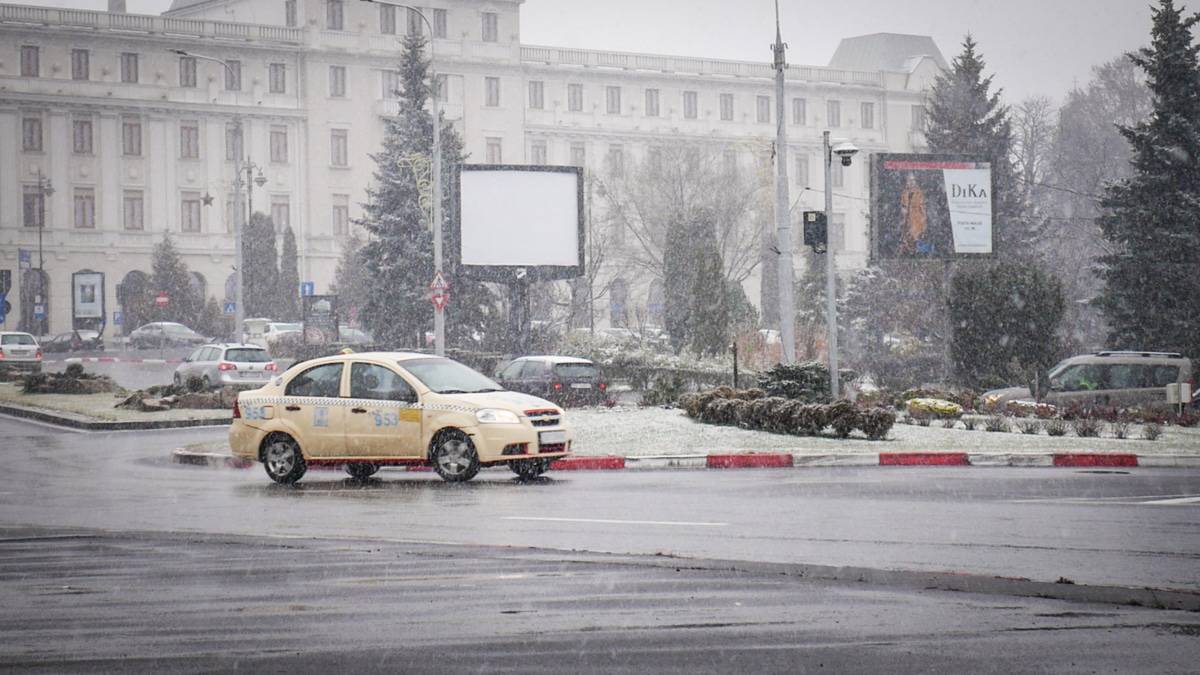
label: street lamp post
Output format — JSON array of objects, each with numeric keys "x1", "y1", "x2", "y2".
[
  {"x1": 822, "y1": 132, "x2": 858, "y2": 399},
  {"x1": 167, "y1": 49, "x2": 253, "y2": 343},
  {"x1": 771, "y1": 0, "x2": 796, "y2": 365},
  {"x1": 30, "y1": 169, "x2": 53, "y2": 335},
  {"x1": 361, "y1": 0, "x2": 444, "y2": 356}
]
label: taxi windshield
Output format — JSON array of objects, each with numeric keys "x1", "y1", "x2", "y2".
[{"x1": 401, "y1": 358, "x2": 503, "y2": 394}]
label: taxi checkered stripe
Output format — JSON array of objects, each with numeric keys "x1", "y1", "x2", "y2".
[{"x1": 239, "y1": 396, "x2": 478, "y2": 415}]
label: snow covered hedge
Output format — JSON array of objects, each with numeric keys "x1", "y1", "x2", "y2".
[{"x1": 680, "y1": 387, "x2": 896, "y2": 440}]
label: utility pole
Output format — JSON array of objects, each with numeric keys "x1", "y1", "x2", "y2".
[
  {"x1": 772, "y1": 0, "x2": 796, "y2": 364},
  {"x1": 823, "y1": 131, "x2": 839, "y2": 398}
]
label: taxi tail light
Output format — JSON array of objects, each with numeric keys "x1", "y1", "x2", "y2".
[
  {"x1": 232, "y1": 399, "x2": 241, "y2": 418},
  {"x1": 265, "y1": 362, "x2": 278, "y2": 372},
  {"x1": 217, "y1": 361, "x2": 237, "y2": 371}
]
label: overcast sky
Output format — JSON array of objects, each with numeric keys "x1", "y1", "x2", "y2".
[{"x1": 24, "y1": 0, "x2": 1158, "y2": 103}]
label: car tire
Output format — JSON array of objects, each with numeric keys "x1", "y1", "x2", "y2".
[
  {"x1": 202, "y1": 375, "x2": 212, "y2": 390},
  {"x1": 431, "y1": 429, "x2": 480, "y2": 483},
  {"x1": 345, "y1": 463, "x2": 379, "y2": 480},
  {"x1": 262, "y1": 433, "x2": 307, "y2": 484},
  {"x1": 510, "y1": 458, "x2": 549, "y2": 480}
]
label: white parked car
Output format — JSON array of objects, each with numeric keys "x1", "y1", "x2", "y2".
[
  {"x1": 174, "y1": 343, "x2": 279, "y2": 390},
  {"x1": 0, "y1": 332, "x2": 43, "y2": 372}
]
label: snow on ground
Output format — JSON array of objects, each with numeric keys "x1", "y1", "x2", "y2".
[{"x1": 566, "y1": 405, "x2": 1200, "y2": 457}]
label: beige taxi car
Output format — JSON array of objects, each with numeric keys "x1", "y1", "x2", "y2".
[{"x1": 229, "y1": 352, "x2": 572, "y2": 483}]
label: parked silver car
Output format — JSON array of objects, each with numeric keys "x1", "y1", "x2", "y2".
[
  {"x1": 174, "y1": 343, "x2": 278, "y2": 390},
  {"x1": 0, "y1": 332, "x2": 43, "y2": 372},
  {"x1": 130, "y1": 322, "x2": 207, "y2": 349}
]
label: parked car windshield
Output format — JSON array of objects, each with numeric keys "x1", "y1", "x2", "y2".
[
  {"x1": 225, "y1": 348, "x2": 272, "y2": 363},
  {"x1": 1, "y1": 334, "x2": 36, "y2": 345},
  {"x1": 554, "y1": 363, "x2": 598, "y2": 378},
  {"x1": 401, "y1": 358, "x2": 503, "y2": 394}
]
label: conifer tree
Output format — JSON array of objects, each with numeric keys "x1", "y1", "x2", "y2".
[
  {"x1": 277, "y1": 226, "x2": 300, "y2": 321},
  {"x1": 241, "y1": 212, "x2": 279, "y2": 319},
  {"x1": 150, "y1": 234, "x2": 202, "y2": 326},
  {"x1": 357, "y1": 34, "x2": 497, "y2": 348},
  {"x1": 1097, "y1": 0, "x2": 1200, "y2": 357}
]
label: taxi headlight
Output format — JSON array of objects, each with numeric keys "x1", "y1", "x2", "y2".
[{"x1": 475, "y1": 408, "x2": 521, "y2": 424}]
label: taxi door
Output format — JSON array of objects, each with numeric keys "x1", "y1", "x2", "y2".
[
  {"x1": 278, "y1": 361, "x2": 347, "y2": 458},
  {"x1": 343, "y1": 361, "x2": 423, "y2": 458}
]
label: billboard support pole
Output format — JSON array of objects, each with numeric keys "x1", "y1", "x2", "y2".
[
  {"x1": 771, "y1": 0, "x2": 796, "y2": 365},
  {"x1": 823, "y1": 131, "x2": 840, "y2": 399}
]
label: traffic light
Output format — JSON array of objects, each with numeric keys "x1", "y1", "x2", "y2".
[{"x1": 803, "y1": 211, "x2": 827, "y2": 253}]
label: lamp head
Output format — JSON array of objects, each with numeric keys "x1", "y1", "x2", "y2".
[{"x1": 831, "y1": 140, "x2": 859, "y2": 167}]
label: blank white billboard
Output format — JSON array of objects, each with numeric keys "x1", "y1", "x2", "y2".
[{"x1": 459, "y1": 168, "x2": 581, "y2": 267}]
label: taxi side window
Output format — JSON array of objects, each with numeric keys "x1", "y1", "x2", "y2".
[
  {"x1": 350, "y1": 363, "x2": 416, "y2": 402},
  {"x1": 286, "y1": 363, "x2": 344, "y2": 398}
]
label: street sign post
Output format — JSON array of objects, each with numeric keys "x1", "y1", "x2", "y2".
[
  {"x1": 223, "y1": 302, "x2": 236, "y2": 315},
  {"x1": 155, "y1": 292, "x2": 169, "y2": 307},
  {"x1": 113, "y1": 310, "x2": 123, "y2": 326},
  {"x1": 300, "y1": 281, "x2": 315, "y2": 297},
  {"x1": 33, "y1": 303, "x2": 46, "y2": 320},
  {"x1": 18, "y1": 250, "x2": 31, "y2": 271},
  {"x1": 429, "y1": 272, "x2": 450, "y2": 312}
]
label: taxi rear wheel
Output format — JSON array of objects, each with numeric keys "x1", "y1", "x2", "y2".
[
  {"x1": 262, "y1": 434, "x2": 307, "y2": 484},
  {"x1": 510, "y1": 458, "x2": 550, "y2": 480},
  {"x1": 431, "y1": 430, "x2": 480, "y2": 483},
  {"x1": 345, "y1": 463, "x2": 379, "y2": 480}
]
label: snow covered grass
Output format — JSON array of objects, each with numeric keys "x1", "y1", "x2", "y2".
[
  {"x1": 565, "y1": 404, "x2": 1200, "y2": 457},
  {"x1": 0, "y1": 383, "x2": 229, "y2": 423}
]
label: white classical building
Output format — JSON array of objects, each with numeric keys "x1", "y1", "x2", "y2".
[{"x1": 0, "y1": 0, "x2": 943, "y2": 338}]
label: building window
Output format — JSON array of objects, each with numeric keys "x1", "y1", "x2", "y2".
[
  {"x1": 528, "y1": 80, "x2": 544, "y2": 109},
  {"x1": 570, "y1": 142, "x2": 586, "y2": 168},
  {"x1": 270, "y1": 125, "x2": 289, "y2": 163},
  {"x1": 756, "y1": 95, "x2": 771, "y2": 124},
  {"x1": 379, "y1": 4, "x2": 395, "y2": 34},
  {"x1": 330, "y1": 129, "x2": 348, "y2": 167},
  {"x1": 72, "y1": 119, "x2": 93, "y2": 155},
  {"x1": 22, "y1": 118, "x2": 42, "y2": 152},
  {"x1": 120, "y1": 52, "x2": 139, "y2": 84},
  {"x1": 827, "y1": 99, "x2": 841, "y2": 127},
  {"x1": 269, "y1": 63, "x2": 286, "y2": 94},
  {"x1": 225, "y1": 60, "x2": 241, "y2": 91},
  {"x1": 123, "y1": 190, "x2": 144, "y2": 231},
  {"x1": 23, "y1": 186, "x2": 45, "y2": 228},
  {"x1": 382, "y1": 70, "x2": 399, "y2": 98},
  {"x1": 794, "y1": 154, "x2": 808, "y2": 187},
  {"x1": 484, "y1": 76, "x2": 500, "y2": 107},
  {"x1": 179, "y1": 56, "x2": 197, "y2": 87},
  {"x1": 530, "y1": 140, "x2": 547, "y2": 164},
  {"x1": 225, "y1": 123, "x2": 243, "y2": 161},
  {"x1": 605, "y1": 86, "x2": 621, "y2": 115},
  {"x1": 180, "y1": 192, "x2": 202, "y2": 233},
  {"x1": 485, "y1": 137, "x2": 502, "y2": 164},
  {"x1": 285, "y1": 0, "x2": 297, "y2": 27},
  {"x1": 830, "y1": 213, "x2": 845, "y2": 253},
  {"x1": 20, "y1": 46, "x2": 39, "y2": 77},
  {"x1": 225, "y1": 193, "x2": 240, "y2": 233},
  {"x1": 719, "y1": 93, "x2": 734, "y2": 121},
  {"x1": 271, "y1": 195, "x2": 290, "y2": 232},
  {"x1": 329, "y1": 65, "x2": 346, "y2": 97},
  {"x1": 430, "y1": 8, "x2": 447, "y2": 38},
  {"x1": 481, "y1": 11, "x2": 498, "y2": 41},
  {"x1": 607, "y1": 144, "x2": 624, "y2": 177},
  {"x1": 645, "y1": 88, "x2": 660, "y2": 117},
  {"x1": 326, "y1": 0, "x2": 343, "y2": 30},
  {"x1": 180, "y1": 122, "x2": 200, "y2": 160},
  {"x1": 831, "y1": 160, "x2": 844, "y2": 188},
  {"x1": 567, "y1": 84, "x2": 583, "y2": 112},
  {"x1": 332, "y1": 194, "x2": 350, "y2": 235},
  {"x1": 792, "y1": 98, "x2": 806, "y2": 125},
  {"x1": 683, "y1": 90, "x2": 698, "y2": 119},
  {"x1": 861, "y1": 102, "x2": 875, "y2": 129},
  {"x1": 74, "y1": 188, "x2": 96, "y2": 229},
  {"x1": 71, "y1": 49, "x2": 89, "y2": 81},
  {"x1": 911, "y1": 104, "x2": 927, "y2": 131},
  {"x1": 122, "y1": 117, "x2": 142, "y2": 156},
  {"x1": 407, "y1": 7, "x2": 422, "y2": 35}
]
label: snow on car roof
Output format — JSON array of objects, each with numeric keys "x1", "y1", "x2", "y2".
[{"x1": 520, "y1": 355, "x2": 594, "y2": 364}]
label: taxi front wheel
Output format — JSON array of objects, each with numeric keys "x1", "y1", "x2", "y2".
[
  {"x1": 263, "y1": 434, "x2": 307, "y2": 484},
  {"x1": 431, "y1": 430, "x2": 480, "y2": 483}
]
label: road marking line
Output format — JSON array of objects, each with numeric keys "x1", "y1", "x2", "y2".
[
  {"x1": 502, "y1": 516, "x2": 728, "y2": 527},
  {"x1": 1140, "y1": 496, "x2": 1200, "y2": 505}
]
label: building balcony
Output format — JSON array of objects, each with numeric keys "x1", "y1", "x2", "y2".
[{"x1": 0, "y1": 3, "x2": 304, "y2": 45}]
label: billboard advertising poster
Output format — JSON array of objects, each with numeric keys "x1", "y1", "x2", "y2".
[
  {"x1": 870, "y1": 154, "x2": 993, "y2": 260},
  {"x1": 302, "y1": 295, "x2": 339, "y2": 344},
  {"x1": 72, "y1": 271, "x2": 104, "y2": 319},
  {"x1": 453, "y1": 164, "x2": 584, "y2": 282}
]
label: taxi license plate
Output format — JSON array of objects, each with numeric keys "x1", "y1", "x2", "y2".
[
  {"x1": 570, "y1": 383, "x2": 591, "y2": 389},
  {"x1": 539, "y1": 430, "x2": 567, "y2": 445}
]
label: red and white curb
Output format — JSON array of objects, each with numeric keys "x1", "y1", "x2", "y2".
[
  {"x1": 172, "y1": 449, "x2": 1200, "y2": 471},
  {"x1": 55, "y1": 356, "x2": 182, "y2": 365}
]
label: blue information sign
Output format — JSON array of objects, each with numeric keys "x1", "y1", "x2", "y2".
[
  {"x1": 223, "y1": 302, "x2": 236, "y2": 315},
  {"x1": 113, "y1": 310, "x2": 123, "y2": 326},
  {"x1": 300, "y1": 281, "x2": 315, "y2": 297},
  {"x1": 18, "y1": 249, "x2": 32, "y2": 270}
]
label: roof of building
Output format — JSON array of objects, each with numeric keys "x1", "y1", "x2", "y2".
[
  {"x1": 828, "y1": 33, "x2": 947, "y2": 73},
  {"x1": 165, "y1": 0, "x2": 218, "y2": 14}
]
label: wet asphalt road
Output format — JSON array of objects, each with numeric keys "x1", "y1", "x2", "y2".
[{"x1": 1, "y1": 414, "x2": 1199, "y2": 671}]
